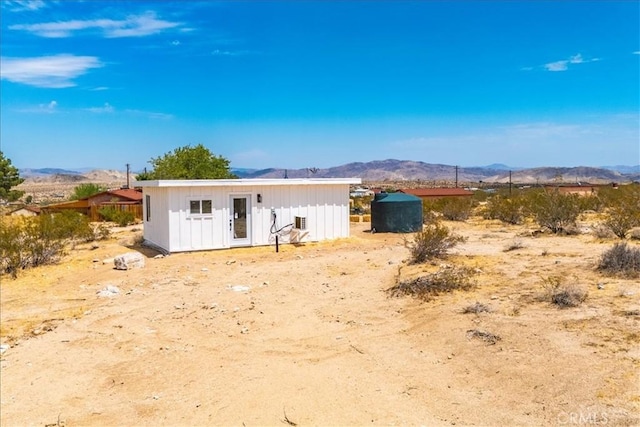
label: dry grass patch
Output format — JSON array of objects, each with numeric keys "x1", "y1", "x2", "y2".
[
  {"x1": 597, "y1": 242, "x2": 640, "y2": 278},
  {"x1": 466, "y1": 329, "x2": 501, "y2": 345},
  {"x1": 462, "y1": 301, "x2": 492, "y2": 314},
  {"x1": 540, "y1": 276, "x2": 588, "y2": 308},
  {"x1": 388, "y1": 266, "x2": 476, "y2": 301}
]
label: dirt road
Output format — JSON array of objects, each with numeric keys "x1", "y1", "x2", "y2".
[{"x1": 1, "y1": 220, "x2": 638, "y2": 426}]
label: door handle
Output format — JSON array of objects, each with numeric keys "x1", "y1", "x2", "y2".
[{"x1": 229, "y1": 219, "x2": 232, "y2": 231}]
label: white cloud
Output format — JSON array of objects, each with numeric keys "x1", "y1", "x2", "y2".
[
  {"x1": 9, "y1": 11, "x2": 181, "y2": 38},
  {"x1": 543, "y1": 53, "x2": 600, "y2": 72},
  {"x1": 211, "y1": 49, "x2": 253, "y2": 56},
  {"x1": 633, "y1": 51, "x2": 640, "y2": 55},
  {"x1": 544, "y1": 60, "x2": 568, "y2": 72},
  {"x1": 0, "y1": 54, "x2": 103, "y2": 88},
  {"x1": 86, "y1": 102, "x2": 114, "y2": 113},
  {"x1": 14, "y1": 100, "x2": 59, "y2": 114},
  {"x1": 500, "y1": 122, "x2": 583, "y2": 138},
  {"x1": 4, "y1": 0, "x2": 47, "y2": 12},
  {"x1": 569, "y1": 53, "x2": 585, "y2": 64},
  {"x1": 124, "y1": 109, "x2": 173, "y2": 120}
]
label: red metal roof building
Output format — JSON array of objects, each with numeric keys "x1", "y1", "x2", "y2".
[
  {"x1": 398, "y1": 188, "x2": 474, "y2": 198},
  {"x1": 42, "y1": 188, "x2": 143, "y2": 221}
]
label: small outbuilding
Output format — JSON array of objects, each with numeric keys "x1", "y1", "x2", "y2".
[
  {"x1": 135, "y1": 178, "x2": 361, "y2": 253},
  {"x1": 6, "y1": 205, "x2": 41, "y2": 217}
]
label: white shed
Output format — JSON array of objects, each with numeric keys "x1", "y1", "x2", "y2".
[{"x1": 134, "y1": 178, "x2": 361, "y2": 253}]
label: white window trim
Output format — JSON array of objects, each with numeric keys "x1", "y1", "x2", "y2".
[{"x1": 187, "y1": 197, "x2": 214, "y2": 218}]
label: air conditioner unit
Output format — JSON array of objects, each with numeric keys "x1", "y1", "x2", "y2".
[{"x1": 294, "y1": 216, "x2": 306, "y2": 230}]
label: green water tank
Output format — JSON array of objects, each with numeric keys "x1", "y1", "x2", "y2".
[{"x1": 371, "y1": 192, "x2": 423, "y2": 233}]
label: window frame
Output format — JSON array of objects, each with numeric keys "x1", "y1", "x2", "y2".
[
  {"x1": 187, "y1": 197, "x2": 214, "y2": 217},
  {"x1": 145, "y1": 195, "x2": 151, "y2": 222}
]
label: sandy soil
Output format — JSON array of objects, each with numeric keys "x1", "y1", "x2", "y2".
[{"x1": 1, "y1": 218, "x2": 639, "y2": 426}]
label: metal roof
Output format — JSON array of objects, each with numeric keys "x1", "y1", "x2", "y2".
[
  {"x1": 134, "y1": 178, "x2": 361, "y2": 187},
  {"x1": 399, "y1": 188, "x2": 474, "y2": 197}
]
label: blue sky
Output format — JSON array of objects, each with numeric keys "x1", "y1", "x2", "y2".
[{"x1": 1, "y1": 1, "x2": 638, "y2": 172}]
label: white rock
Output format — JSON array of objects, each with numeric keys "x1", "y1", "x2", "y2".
[
  {"x1": 97, "y1": 285, "x2": 120, "y2": 297},
  {"x1": 114, "y1": 252, "x2": 145, "y2": 270}
]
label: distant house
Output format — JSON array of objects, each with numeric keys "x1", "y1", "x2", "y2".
[
  {"x1": 398, "y1": 188, "x2": 474, "y2": 200},
  {"x1": 6, "y1": 205, "x2": 41, "y2": 217},
  {"x1": 42, "y1": 188, "x2": 143, "y2": 221},
  {"x1": 543, "y1": 183, "x2": 614, "y2": 196},
  {"x1": 350, "y1": 187, "x2": 375, "y2": 197}
]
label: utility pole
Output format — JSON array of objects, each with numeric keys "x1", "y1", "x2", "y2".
[
  {"x1": 125, "y1": 163, "x2": 130, "y2": 189},
  {"x1": 509, "y1": 170, "x2": 512, "y2": 196},
  {"x1": 455, "y1": 165, "x2": 459, "y2": 188}
]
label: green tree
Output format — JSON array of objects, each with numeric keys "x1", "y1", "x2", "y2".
[
  {"x1": 0, "y1": 151, "x2": 25, "y2": 202},
  {"x1": 138, "y1": 144, "x2": 236, "y2": 180},
  {"x1": 71, "y1": 183, "x2": 106, "y2": 200}
]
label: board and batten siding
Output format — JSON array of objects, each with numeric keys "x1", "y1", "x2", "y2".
[{"x1": 137, "y1": 179, "x2": 359, "y2": 253}]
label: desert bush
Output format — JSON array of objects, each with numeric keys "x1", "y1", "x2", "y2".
[
  {"x1": 629, "y1": 228, "x2": 640, "y2": 241},
  {"x1": 592, "y1": 224, "x2": 616, "y2": 239},
  {"x1": 462, "y1": 302, "x2": 491, "y2": 314},
  {"x1": 98, "y1": 206, "x2": 136, "y2": 226},
  {"x1": 597, "y1": 184, "x2": 640, "y2": 209},
  {"x1": 388, "y1": 267, "x2": 475, "y2": 301},
  {"x1": 405, "y1": 222, "x2": 466, "y2": 264},
  {"x1": 597, "y1": 242, "x2": 640, "y2": 278},
  {"x1": 541, "y1": 276, "x2": 587, "y2": 308},
  {"x1": 482, "y1": 195, "x2": 526, "y2": 225},
  {"x1": 503, "y1": 238, "x2": 525, "y2": 252},
  {"x1": 423, "y1": 197, "x2": 473, "y2": 221},
  {"x1": 93, "y1": 223, "x2": 111, "y2": 240},
  {"x1": 526, "y1": 189, "x2": 581, "y2": 234},
  {"x1": 0, "y1": 212, "x2": 96, "y2": 278},
  {"x1": 603, "y1": 205, "x2": 640, "y2": 239},
  {"x1": 466, "y1": 329, "x2": 501, "y2": 345},
  {"x1": 600, "y1": 186, "x2": 640, "y2": 239}
]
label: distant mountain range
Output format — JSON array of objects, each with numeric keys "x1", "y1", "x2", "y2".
[
  {"x1": 231, "y1": 160, "x2": 639, "y2": 183},
  {"x1": 19, "y1": 161, "x2": 640, "y2": 184}
]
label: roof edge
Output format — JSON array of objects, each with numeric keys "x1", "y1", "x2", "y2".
[{"x1": 134, "y1": 178, "x2": 362, "y2": 187}]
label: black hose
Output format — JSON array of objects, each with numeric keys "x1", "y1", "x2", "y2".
[{"x1": 270, "y1": 211, "x2": 293, "y2": 236}]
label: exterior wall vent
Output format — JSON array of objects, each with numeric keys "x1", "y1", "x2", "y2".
[{"x1": 295, "y1": 216, "x2": 307, "y2": 230}]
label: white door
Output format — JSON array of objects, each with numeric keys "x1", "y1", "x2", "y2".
[{"x1": 230, "y1": 195, "x2": 251, "y2": 247}]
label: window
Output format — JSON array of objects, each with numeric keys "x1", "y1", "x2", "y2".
[
  {"x1": 189, "y1": 199, "x2": 213, "y2": 216},
  {"x1": 145, "y1": 195, "x2": 151, "y2": 221}
]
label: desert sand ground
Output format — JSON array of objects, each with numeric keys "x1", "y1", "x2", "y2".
[{"x1": 1, "y1": 217, "x2": 639, "y2": 426}]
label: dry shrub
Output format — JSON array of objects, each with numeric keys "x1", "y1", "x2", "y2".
[
  {"x1": 466, "y1": 329, "x2": 501, "y2": 345},
  {"x1": 503, "y1": 238, "x2": 525, "y2": 252},
  {"x1": 482, "y1": 195, "x2": 525, "y2": 225},
  {"x1": 405, "y1": 222, "x2": 466, "y2": 264},
  {"x1": 593, "y1": 224, "x2": 616, "y2": 239},
  {"x1": 462, "y1": 302, "x2": 491, "y2": 314},
  {"x1": 388, "y1": 266, "x2": 475, "y2": 301},
  {"x1": 628, "y1": 227, "x2": 640, "y2": 241},
  {"x1": 597, "y1": 242, "x2": 640, "y2": 278},
  {"x1": 541, "y1": 276, "x2": 587, "y2": 308},
  {"x1": 0, "y1": 211, "x2": 100, "y2": 278},
  {"x1": 527, "y1": 189, "x2": 581, "y2": 234}
]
